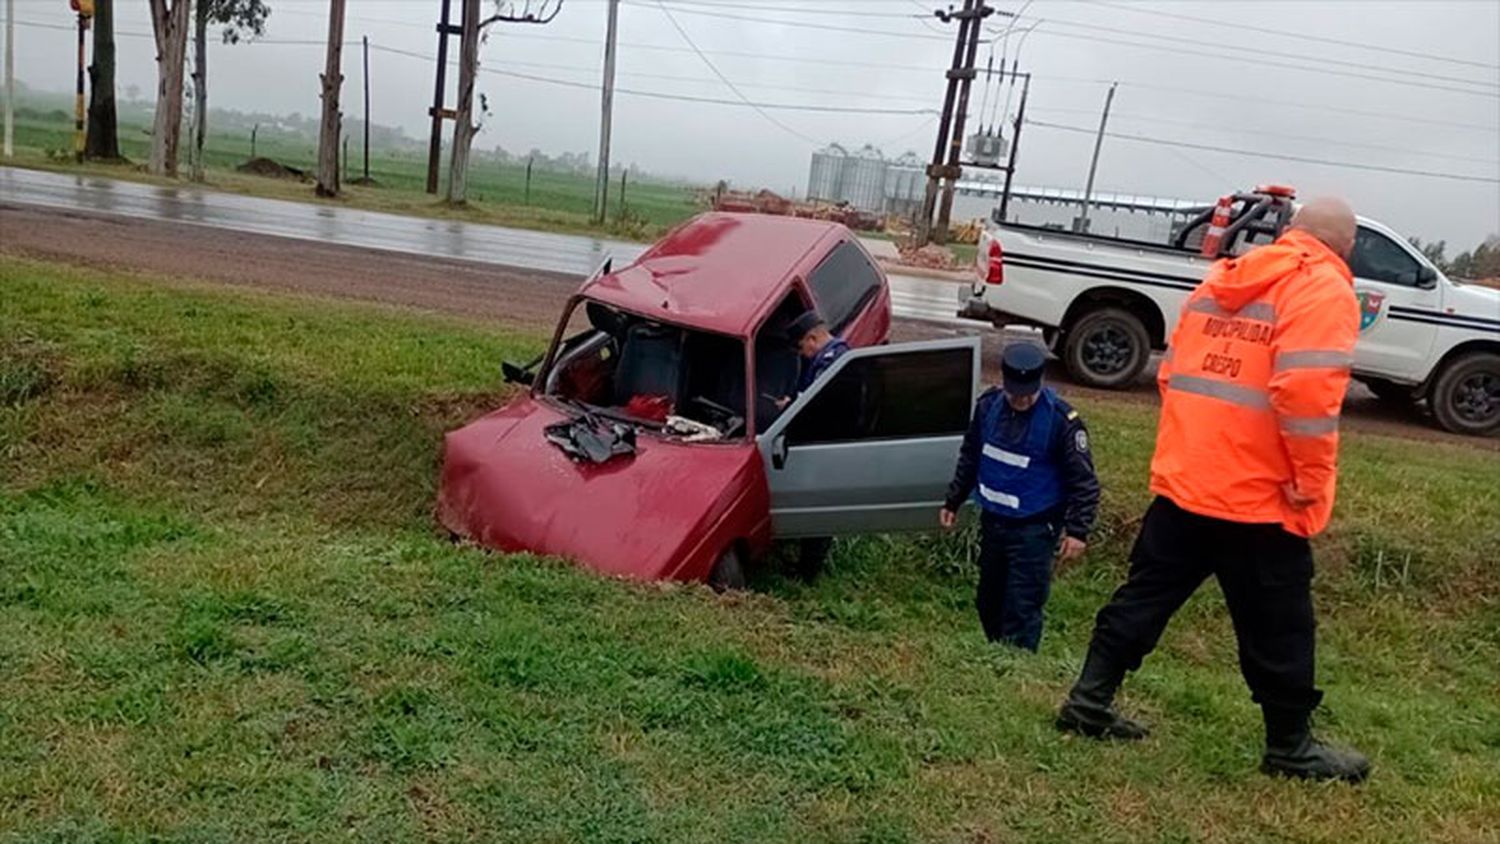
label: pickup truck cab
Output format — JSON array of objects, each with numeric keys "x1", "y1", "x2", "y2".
[
  {"x1": 962, "y1": 194, "x2": 1500, "y2": 435},
  {"x1": 439, "y1": 213, "x2": 981, "y2": 587}
]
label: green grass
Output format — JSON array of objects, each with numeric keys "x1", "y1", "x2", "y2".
[
  {"x1": 3, "y1": 256, "x2": 1499, "y2": 842},
  {"x1": 7, "y1": 103, "x2": 701, "y2": 241}
]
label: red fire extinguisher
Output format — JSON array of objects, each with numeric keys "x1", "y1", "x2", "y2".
[{"x1": 1200, "y1": 194, "x2": 1235, "y2": 258}]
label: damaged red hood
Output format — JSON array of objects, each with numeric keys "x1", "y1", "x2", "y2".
[{"x1": 436, "y1": 397, "x2": 767, "y2": 582}]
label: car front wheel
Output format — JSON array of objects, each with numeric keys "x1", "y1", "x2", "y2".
[
  {"x1": 1430, "y1": 352, "x2": 1500, "y2": 436},
  {"x1": 707, "y1": 546, "x2": 746, "y2": 592},
  {"x1": 1063, "y1": 307, "x2": 1152, "y2": 389}
]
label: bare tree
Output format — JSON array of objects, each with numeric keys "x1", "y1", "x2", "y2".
[
  {"x1": 147, "y1": 0, "x2": 192, "y2": 176},
  {"x1": 190, "y1": 0, "x2": 270, "y2": 181},
  {"x1": 446, "y1": 0, "x2": 563, "y2": 203},
  {"x1": 85, "y1": 0, "x2": 120, "y2": 160},
  {"x1": 315, "y1": 0, "x2": 346, "y2": 196}
]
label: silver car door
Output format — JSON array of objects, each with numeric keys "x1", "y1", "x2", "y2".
[{"x1": 756, "y1": 336, "x2": 981, "y2": 538}]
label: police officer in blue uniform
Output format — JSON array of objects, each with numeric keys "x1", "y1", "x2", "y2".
[
  {"x1": 777, "y1": 311, "x2": 851, "y2": 408},
  {"x1": 940, "y1": 342, "x2": 1100, "y2": 651}
]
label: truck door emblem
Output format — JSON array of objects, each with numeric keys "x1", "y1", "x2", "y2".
[{"x1": 1357, "y1": 290, "x2": 1386, "y2": 332}]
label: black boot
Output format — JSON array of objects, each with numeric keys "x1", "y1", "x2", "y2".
[
  {"x1": 1260, "y1": 707, "x2": 1370, "y2": 783},
  {"x1": 1056, "y1": 648, "x2": 1149, "y2": 740}
]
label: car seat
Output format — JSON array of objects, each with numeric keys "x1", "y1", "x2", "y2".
[{"x1": 614, "y1": 323, "x2": 684, "y2": 406}]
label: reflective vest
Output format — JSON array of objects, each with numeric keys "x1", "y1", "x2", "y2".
[
  {"x1": 1151, "y1": 229, "x2": 1359, "y2": 538},
  {"x1": 975, "y1": 388, "x2": 1063, "y2": 518}
]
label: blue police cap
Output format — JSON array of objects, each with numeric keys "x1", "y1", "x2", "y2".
[
  {"x1": 1001, "y1": 342, "x2": 1047, "y2": 396},
  {"x1": 786, "y1": 310, "x2": 827, "y2": 344}
]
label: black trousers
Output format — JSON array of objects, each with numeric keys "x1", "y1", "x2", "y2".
[
  {"x1": 1086, "y1": 496, "x2": 1323, "y2": 713},
  {"x1": 977, "y1": 513, "x2": 1060, "y2": 652}
]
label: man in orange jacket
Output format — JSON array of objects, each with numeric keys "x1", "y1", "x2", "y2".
[{"x1": 1055, "y1": 197, "x2": 1371, "y2": 783}]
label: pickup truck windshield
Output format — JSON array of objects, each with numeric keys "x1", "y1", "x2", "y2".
[{"x1": 542, "y1": 299, "x2": 748, "y2": 439}]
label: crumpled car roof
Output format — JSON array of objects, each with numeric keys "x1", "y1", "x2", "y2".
[{"x1": 583, "y1": 212, "x2": 845, "y2": 338}]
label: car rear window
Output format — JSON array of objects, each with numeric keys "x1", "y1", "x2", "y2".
[{"x1": 807, "y1": 241, "x2": 881, "y2": 332}]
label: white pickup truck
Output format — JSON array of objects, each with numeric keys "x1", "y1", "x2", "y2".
[{"x1": 959, "y1": 190, "x2": 1500, "y2": 436}]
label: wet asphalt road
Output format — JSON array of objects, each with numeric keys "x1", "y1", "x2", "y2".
[{"x1": 0, "y1": 166, "x2": 966, "y2": 326}]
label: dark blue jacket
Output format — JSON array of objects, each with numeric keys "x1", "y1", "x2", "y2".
[
  {"x1": 797, "y1": 337, "x2": 851, "y2": 392},
  {"x1": 944, "y1": 387, "x2": 1101, "y2": 540}
]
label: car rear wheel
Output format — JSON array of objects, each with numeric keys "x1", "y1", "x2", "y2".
[
  {"x1": 1430, "y1": 352, "x2": 1500, "y2": 436},
  {"x1": 1063, "y1": 307, "x2": 1152, "y2": 389},
  {"x1": 796, "y1": 538, "x2": 833, "y2": 582},
  {"x1": 707, "y1": 546, "x2": 746, "y2": 592}
]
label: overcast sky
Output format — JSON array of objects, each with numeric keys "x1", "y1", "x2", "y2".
[{"x1": 10, "y1": 0, "x2": 1500, "y2": 247}]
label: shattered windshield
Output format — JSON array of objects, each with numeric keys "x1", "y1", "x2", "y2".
[{"x1": 540, "y1": 299, "x2": 748, "y2": 442}]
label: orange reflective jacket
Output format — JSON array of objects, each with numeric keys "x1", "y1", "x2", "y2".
[{"x1": 1151, "y1": 229, "x2": 1359, "y2": 537}]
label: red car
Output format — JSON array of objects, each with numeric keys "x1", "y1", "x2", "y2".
[{"x1": 437, "y1": 213, "x2": 980, "y2": 587}]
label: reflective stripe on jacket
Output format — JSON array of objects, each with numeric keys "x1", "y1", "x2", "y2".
[
  {"x1": 975, "y1": 387, "x2": 1064, "y2": 518},
  {"x1": 1151, "y1": 229, "x2": 1359, "y2": 537}
]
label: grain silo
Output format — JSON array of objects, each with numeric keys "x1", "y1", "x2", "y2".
[
  {"x1": 807, "y1": 143, "x2": 847, "y2": 203},
  {"x1": 842, "y1": 144, "x2": 888, "y2": 212},
  {"x1": 884, "y1": 150, "x2": 925, "y2": 215}
]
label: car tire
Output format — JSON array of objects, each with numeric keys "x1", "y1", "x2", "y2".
[
  {"x1": 1063, "y1": 307, "x2": 1152, "y2": 389},
  {"x1": 1429, "y1": 352, "x2": 1500, "y2": 436},
  {"x1": 795, "y1": 537, "x2": 833, "y2": 582},
  {"x1": 707, "y1": 546, "x2": 746, "y2": 592},
  {"x1": 1363, "y1": 377, "x2": 1415, "y2": 405}
]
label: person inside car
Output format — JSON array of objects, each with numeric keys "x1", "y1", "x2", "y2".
[{"x1": 774, "y1": 310, "x2": 850, "y2": 410}]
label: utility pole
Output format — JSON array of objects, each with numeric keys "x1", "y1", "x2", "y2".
[
  {"x1": 446, "y1": 0, "x2": 479, "y2": 203},
  {"x1": 362, "y1": 35, "x2": 370, "y2": 182},
  {"x1": 74, "y1": 9, "x2": 89, "y2": 162},
  {"x1": 996, "y1": 71, "x2": 1029, "y2": 222},
  {"x1": 592, "y1": 0, "x2": 619, "y2": 224},
  {"x1": 1077, "y1": 82, "x2": 1116, "y2": 233},
  {"x1": 315, "y1": 0, "x2": 346, "y2": 197},
  {"x1": 919, "y1": 0, "x2": 993, "y2": 246},
  {"x1": 425, "y1": 0, "x2": 456, "y2": 194},
  {"x1": 934, "y1": 0, "x2": 990, "y2": 244},
  {"x1": 3, "y1": 0, "x2": 12, "y2": 158}
]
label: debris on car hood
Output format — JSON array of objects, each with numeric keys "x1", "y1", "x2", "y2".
[{"x1": 543, "y1": 414, "x2": 637, "y2": 464}]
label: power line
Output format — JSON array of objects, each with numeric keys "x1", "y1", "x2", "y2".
[
  {"x1": 1028, "y1": 106, "x2": 1500, "y2": 166},
  {"x1": 368, "y1": 42, "x2": 934, "y2": 117},
  {"x1": 623, "y1": 0, "x2": 953, "y2": 42},
  {"x1": 1004, "y1": 14, "x2": 1498, "y2": 90},
  {"x1": 1027, "y1": 119, "x2": 1500, "y2": 184},
  {"x1": 1076, "y1": 0, "x2": 1500, "y2": 72},
  {"x1": 1010, "y1": 27, "x2": 1499, "y2": 99},
  {"x1": 650, "y1": 1, "x2": 823, "y2": 143},
  {"x1": 626, "y1": 0, "x2": 1499, "y2": 97}
]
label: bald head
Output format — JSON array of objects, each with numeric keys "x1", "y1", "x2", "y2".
[{"x1": 1290, "y1": 196, "x2": 1357, "y2": 259}]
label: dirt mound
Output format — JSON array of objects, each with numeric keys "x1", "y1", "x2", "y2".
[
  {"x1": 236, "y1": 157, "x2": 307, "y2": 180},
  {"x1": 895, "y1": 242, "x2": 958, "y2": 271}
]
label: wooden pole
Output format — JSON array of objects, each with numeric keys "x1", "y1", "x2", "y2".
[{"x1": 316, "y1": 0, "x2": 346, "y2": 197}]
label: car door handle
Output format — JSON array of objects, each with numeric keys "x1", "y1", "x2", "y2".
[{"x1": 771, "y1": 434, "x2": 788, "y2": 470}]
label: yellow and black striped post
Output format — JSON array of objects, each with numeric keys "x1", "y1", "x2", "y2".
[
  {"x1": 70, "y1": 0, "x2": 93, "y2": 162},
  {"x1": 74, "y1": 14, "x2": 85, "y2": 160}
]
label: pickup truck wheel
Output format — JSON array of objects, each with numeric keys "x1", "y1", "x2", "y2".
[
  {"x1": 707, "y1": 546, "x2": 746, "y2": 592},
  {"x1": 1063, "y1": 307, "x2": 1152, "y2": 389},
  {"x1": 1430, "y1": 352, "x2": 1500, "y2": 436}
]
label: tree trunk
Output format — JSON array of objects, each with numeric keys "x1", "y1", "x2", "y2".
[
  {"x1": 445, "y1": 0, "x2": 479, "y2": 204},
  {"x1": 148, "y1": 0, "x2": 191, "y2": 176},
  {"x1": 315, "y1": 0, "x2": 346, "y2": 197},
  {"x1": 85, "y1": 0, "x2": 120, "y2": 160},
  {"x1": 191, "y1": 0, "x2": 207, "y2": 181}
]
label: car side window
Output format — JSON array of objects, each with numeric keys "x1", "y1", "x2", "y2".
[
  {"x1": 1348, "y1": 227, "x2": 1423, "y2": 287},
  {"x1": 807, "y1": 242, "x2": 881, "y2": 332},
  {"x1": 785, "y1": 348, "x2": 971, "y2": 446}
]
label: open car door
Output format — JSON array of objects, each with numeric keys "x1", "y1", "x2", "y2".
[{"x1": 756, "y1": 337, "x2": 981, "y2": 538}]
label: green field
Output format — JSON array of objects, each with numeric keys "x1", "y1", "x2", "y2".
[
  {"x1": 2, "y1": 256, "x2": 1498, "y2": 842},
  {"x1": 6, "y1": 97, "x2": 702, "y2": 241}
]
